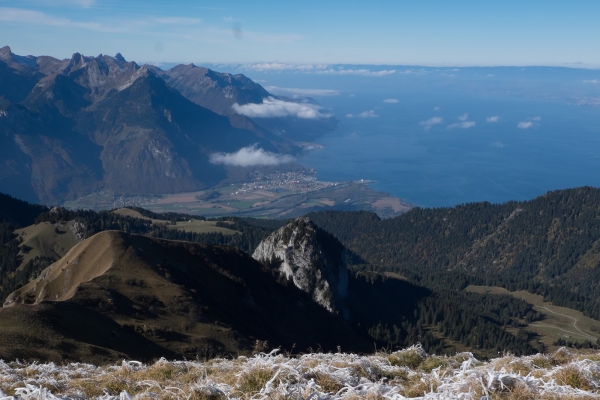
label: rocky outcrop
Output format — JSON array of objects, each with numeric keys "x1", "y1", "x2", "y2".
[{"x1": 252, "y1": 217, "x2": 348, "y2": 314}]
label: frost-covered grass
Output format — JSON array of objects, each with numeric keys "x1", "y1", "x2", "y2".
[{"x1": 1, "y1": 345, "x2": 600, "y2": 399}]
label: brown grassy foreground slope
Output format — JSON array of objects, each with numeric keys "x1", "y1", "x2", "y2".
[
  {"x1": 0, "y1": 231, "x2": 369, "y2": 364},
  {"x1": 1, "y1": 346, "x2": 599, "y2": 399}
]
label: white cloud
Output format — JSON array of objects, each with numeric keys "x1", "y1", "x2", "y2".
[
  {"x1": 383, "y1": 99, "x2": 399, "y2": 103},
  {"x1": 420, "y1": 117, "x2": 443, "y2": 130},
  {"x1": 237, "y1": 64, "x2": 396, "y2": 76},
  {"x1": 240, "y1": 63, "x2": 326, "y2": 71},
  {"x1": 433, "y1": 107, "x2": 440, "y2": 111},
  {"x1": 346, "y1": 114, "x2": 354, "y2": 118},
  {"x1": 0, "y1": 7, "x2": 202, "y2": 33},
  {"x1": 492, "y1": 141, "x2": 505, "y2": 148},
  {"x1": 266, "y1": 86, "x2": 340, "y2": 97},
  {"x1": 358, "y1": 110, "x2": 379, "y2": 118},
  {"x1": 209, "y1": 145, "x2": 294, "y2": 167},
  {"x1": 518, "y1": 121, "x2": 533, "y2": 129},
  {"x1": 317, "y1": 68, "x2": 396, "y2": 77},
  {"x1": 448, "y1": 121, "x2": 476, "y2": 129},
  {"x1": 532, "y1": 116, "x2": 541, "y2": 121},
  {"x1": 32, "y1": 0, "x2": 95, "y2": 7},
  {"x1": 458, "y1": 113, "x2": 469, "y2": 121},
  {"x1": 584, "y1": 79, "x2": 599, "y2": 84},
  {"x1": 232, "y1": 97, "x2": 331, "y2": 119},
  {"x1": 486, "y1": 116, "x2": 499, "y2": 123}
]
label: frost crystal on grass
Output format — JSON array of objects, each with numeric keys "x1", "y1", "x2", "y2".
[{"x1": 1, "y1": 346, "x2": 600, "y2": 399}]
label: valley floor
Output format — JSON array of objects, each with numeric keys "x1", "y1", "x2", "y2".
[
  {"x1": 63, "y1": 176, "x2": 412, "y2": 219},
  {"x1": 1, "y1": 346, "x2": 600, "y2": 399}
]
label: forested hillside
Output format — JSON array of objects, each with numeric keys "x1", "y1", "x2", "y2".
[
  {"x1": 0, "y1": 198, "x2": 543, "y2": 357},
  {"x1": 307, "y1": 187, "x2": 600, "y2": 319},
  {"x1": 0, "y1": 193, "x2": 49, "y2": 301},
  {"x1": 5, "y1": 188, "x2": 600, "y2": 357}
]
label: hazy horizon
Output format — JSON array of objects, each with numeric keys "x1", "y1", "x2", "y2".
[{"x1": 2, "y1": 1, "x2": 600, "y2": 67}]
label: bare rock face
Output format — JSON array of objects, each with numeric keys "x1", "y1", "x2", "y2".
[{"x1": 252, "y1": 217, "x2": 348, "y2": 314}]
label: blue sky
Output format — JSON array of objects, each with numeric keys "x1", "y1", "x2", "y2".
[{"x1": 1, "y1": 0, "x2": 600, "y2": 67}]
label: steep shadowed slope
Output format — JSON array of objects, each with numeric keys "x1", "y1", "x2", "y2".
[{"x1": 1, "y1": 231, "x2": 369, "y2": 363}]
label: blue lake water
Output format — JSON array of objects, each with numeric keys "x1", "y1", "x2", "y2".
[
  {"x1": 297, "y1": 92, "x2": 600, "y2": 207},
  {"x1": 223, "y1": 66, "x2": 600, "y2": 207}
]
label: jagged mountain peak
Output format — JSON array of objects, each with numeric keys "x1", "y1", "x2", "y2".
[
  {"x1": 0, "y1": 46, "x2": 38, "y2": 70},
  {"x1": 253, "y1": 217, "x2": 349, "y2": 314},
  {"x1": 0, "y1": 45, "x2": 11, "y2": 58},
  {"x1": 59, "y1": 52, "x2": 140, "y2": 95}
]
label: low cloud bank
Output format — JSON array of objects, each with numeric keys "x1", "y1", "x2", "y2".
[
  {"x1": 358, "y1": 110, "x2": 379, "y2": 118},
  {"x1": 518, "y1": 117, "x2": 541, "y2": 129},
  {"x1": 236, "y1": 63, "x2": 394, "y2": 77},
  {"x1": 448, "y1": 121, "x2": 476, "y2": 129},
  {"x1": 447, "y1": 113, "x2": 475, "y2": 129},
  {"x1": 420, "y1": 117, "x2": 443, "y2": 130},
  {"x1": 266, "y1": 86, "x2": 340, "y2": 97},
  {"x1": 209, "y1": 145, "x2": 294, "y2": 167},
  {"x1": 317, "y1": 68, "x2": 396, "y2": 77},
  {"x1": 347, "y1": 110, "x2": 379, "y2": 118},
  {"x1": 383, "y1": 99, "x2": 399, "y2": 103},
  {"x1": 232, "y1": 97, "x2": 331, "y2": 119},
  {"x1": 240, "y1": 63, "x2": 327, "y2": 71},
  {"x1": 487, "y1": 116, "x2": 499, "y2": 123},
  {"x1": 518, "y1": 121, "x2": 533, "y2": 129}
]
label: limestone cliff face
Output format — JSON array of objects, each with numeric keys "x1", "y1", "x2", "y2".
[{"x1": 252, "y1": 217, "x2": 348, "y2": 314}]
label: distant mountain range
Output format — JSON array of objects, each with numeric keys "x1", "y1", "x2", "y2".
[{"x1": 0, "y1": 46, "x2": 337, "y2": 204}]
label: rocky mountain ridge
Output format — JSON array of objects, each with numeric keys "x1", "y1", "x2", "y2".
[{"x1": 0, "y1": 46, "x2": 336, "y2": 204}]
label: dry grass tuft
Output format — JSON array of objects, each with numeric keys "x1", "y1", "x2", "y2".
[
  {"x1": 232, "y1": 366, "x2": 276, "y2": 398},
  {"x1": 552, "y1": 346, "x2": 574, "y2": 365},
  {"x1": 2, "y1": 347, "x2": 600, "y2": 399},
  {"x1": 551, "y1": 365, "x2": 593, "y2": 391},
  {"x1": 385, "y1": 345, "x2": 427, "y2": 369}
]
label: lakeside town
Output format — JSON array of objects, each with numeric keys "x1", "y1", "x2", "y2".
[{"x1": 63, "y1": 169, "x2": 410, "y2": 219}]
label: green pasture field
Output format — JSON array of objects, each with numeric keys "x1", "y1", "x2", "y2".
[{"x1": 466, "y1": 285, "x2": 600, "y2": 351}]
